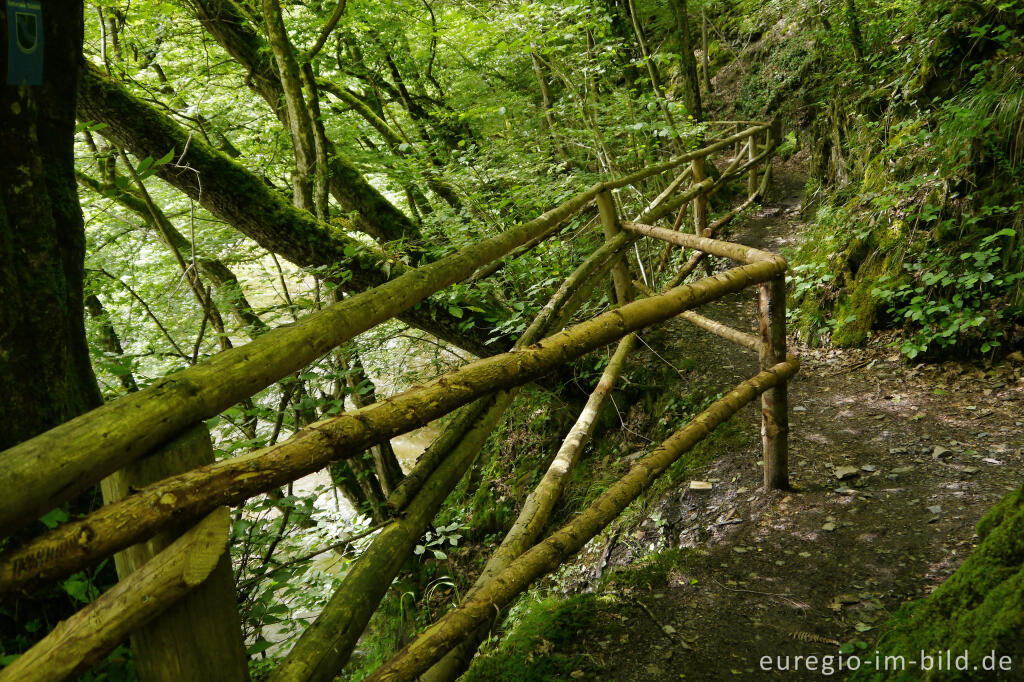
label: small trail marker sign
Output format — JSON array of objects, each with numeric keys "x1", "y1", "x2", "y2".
[{"x1": 6, "y1": 0, "x2": 43, "y2": 86}]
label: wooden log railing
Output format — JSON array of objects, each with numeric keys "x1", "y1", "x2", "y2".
[{"x1": 0, "y1": 121, "x2": 792, "y2": 682}]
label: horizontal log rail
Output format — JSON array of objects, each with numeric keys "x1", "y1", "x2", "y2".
[
  {"x1": 0, "y1": 120, "x2": 790, "y2": 682},
  {"x1": 0, "y1": 258, "x2": 782, "y2": 593},
  {"x1": 621, "y1": 221, "x2": 783, "y2": 265},
  {"x1": 0, "y1": 124, "x2": 770, "y2": 535},
  {"x1": 634, "y1": 272, "x2": 762, "y2": 352}
]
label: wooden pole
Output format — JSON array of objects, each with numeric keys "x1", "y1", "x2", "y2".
[
  {"x1": 748, "y1": 130, "x2": 758, "y2": 198},
  {"x1": 100, "y1": 425, "x2": 249, "y2": 682},
  {"x1": 691, "y1": 156, "x2": 709, "y2": 236},
  {"x1": 759, "y1": 277, "x2": 789, "y2": 489},
  {"x1": 0, "y1": 257, "x2": 783, "y2": 594},
  {"x1": 690, "y1": 155, "x2": 715, "y2": 276},
  {"x1": 596, "y1": 190, "x2": 634, "y2": 304}
]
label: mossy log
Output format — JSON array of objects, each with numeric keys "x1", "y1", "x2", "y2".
[
  {"x1": 0, "y1": 508, "x2": 230, "y2": 682},
  {"x1": 367, "y1": 358, "x2": 800, "y2": 682},
  {"x1": 634, "y1": 280, "x2": 761, "y2": 352},
  {"x1": 0, "y1": 256, "x2": 782, "y2": 594},
  {"x1": 622, "y1": 221, "x2": 786, "y2": 266}
]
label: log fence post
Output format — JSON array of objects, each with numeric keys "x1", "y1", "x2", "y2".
[
  {"x1": 691, "y1": 156, "x2": 709, "y2": 237},
  {"x1": 100, "y1": 424, "x2": 249, "y2": 682},
  {"x1": 596, "y1": 190, "x2": 634, "y2": 304},
  {"x1": 758, "y1": 277, "x2": 789, "y2": 489},
  {"x1": 748, "y1": 129, "x2": 758, "y2": 198}
]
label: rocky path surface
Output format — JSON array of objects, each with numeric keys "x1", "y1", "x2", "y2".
[{"x1": 557, "y1": 152, "x2": 1024, "y2": 680}]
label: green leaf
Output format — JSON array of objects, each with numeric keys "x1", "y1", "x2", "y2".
[
  {"x1": 155, "y1": 148, "x2": 176, "y2": 166},
  {"x1": 39, "y1": 507, "x2": 69, "y2": 529},
  {"x1": 63, "y1": 576, "x2": 93, "y2": 604},
  {"x1": 135, "y1": 156, "x2": 154, "y2": 176},
  {"x1": 448, "y1": 305, "x2": 463, "y2": 318},
  {"x1": 247, "y1": 639, "x2": 274, "y2": 656},
  {"x1": 108, "y1": 363, "x2": 133, "y2": 376}
]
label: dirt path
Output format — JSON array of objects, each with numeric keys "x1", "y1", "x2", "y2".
[{"x1": 548, "y1": 152, "x2": 1024, "y2": 680}]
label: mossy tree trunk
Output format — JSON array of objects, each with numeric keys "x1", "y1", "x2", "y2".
[
  {"x1": 669, "y1": 0, "x2": 703, "y2": 121},
  {"x1": 84, "y1": 295, "x2": 139, "y2": 394},
  {"x1": 0, "y1": 3, "x2": 101, "y2": 451},
  {"x1": 261, "y1": 0, "x2": 317, "y2": 212},
  {"x1": 189, "y1": 0, "x2": 423, "y2": 243}
]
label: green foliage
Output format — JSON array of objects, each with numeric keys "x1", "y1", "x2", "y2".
[
  {"x1": 463, "y1": 594, "x2": 602, "y2": 682},
  {"x1": 602, "y1": 547, "x2": 697, "y2": 591},
  {"x1": 736, "y1": 39, "x2": 810, "y2": 117},
  {"x1": 872, "y1": 224, "x2": 1023, "y2": 358},
  {"x1": 414, "y1": 522, "x2": 465, "y2": 562},
  {"x1": 774, "y1": 0, "x2": 1024, "y2": 359}
]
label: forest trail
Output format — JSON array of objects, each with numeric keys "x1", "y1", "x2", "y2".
[{"x1": 545, "y1": 151, "x2": 1024, "y2": 680}]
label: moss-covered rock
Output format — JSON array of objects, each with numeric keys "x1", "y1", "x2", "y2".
[{"x1": 851, "y1": 487, "x2": 1024, "y2": 680}]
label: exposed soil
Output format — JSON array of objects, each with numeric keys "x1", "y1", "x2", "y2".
[{"x1": 545, "y1": 151, "x2": 1024, "y2": 680}]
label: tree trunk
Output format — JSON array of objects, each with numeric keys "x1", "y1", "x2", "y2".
[
  {"x1": 530, "y1": 48, "x2": 569, "y2": 162},
  {"x1": 0, "y1": 3, "x2": 102, "y2": 451},
  {"x1": 189, "y1": 0, "x2": 421, "y2": 243},
  {"x1": 84, "y1": 295, "x2": 139, "y2": 394},
  {"x1": 262, "y1": 0, "x2": 316, "y2": 211},
  {"x1": 844, "y1": 0, "x2": 866, "y2": 69},
  {"x1": 100, "y1": 426, "x2": 249, "y2": 682},
  {"x1": 669, "y1": 0, "x2": 703, "y2": 121}
]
